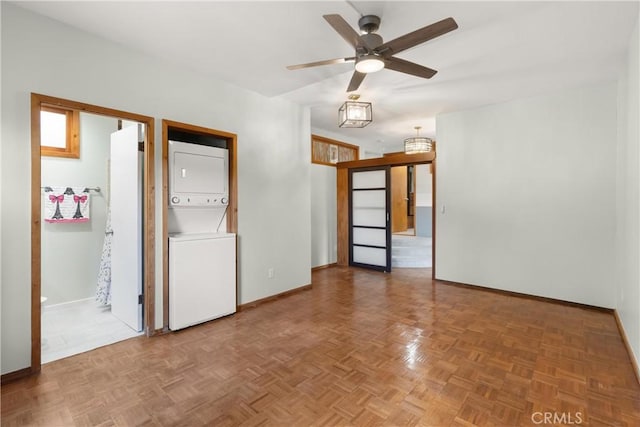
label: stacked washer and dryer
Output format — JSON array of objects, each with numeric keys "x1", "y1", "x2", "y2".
[{"x1": 168, "y1": 140, "x2": 236, "y2": 330}]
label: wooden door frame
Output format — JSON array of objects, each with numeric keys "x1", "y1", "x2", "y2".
[
  {"x1": 336, "y1": 151, "x2": 436, "y2": 278},
  {"x1": 161, "y1": 119, "x2": 238, "y2": 332},
  {"x1": 30, "y1": 93, "x2": 156, "y2": 375}
]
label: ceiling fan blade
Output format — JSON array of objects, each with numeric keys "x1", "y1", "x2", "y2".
[
  {"x1": 286, "y1": 57, "x2": 355, "y2": 70},
  {"x1": 384, "y1": 57, "x2": 438, "y2": 79},
  {"x1": 347, "y1": 71, "x2": 366, "y2": 92},
  {"x1": 375, "y1": 17, "x2": 458, "y2": 57},
  {"x1": 323, "y1": 14, "x2": 360, "y2": 49}
]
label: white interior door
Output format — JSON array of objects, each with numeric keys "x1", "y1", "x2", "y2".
[
  {"x1": 110, "y1": 124, "x2": 142, "y2": 332},
  {"x1": 350, "y1": 167, "x2": 391, "y2": 272}
]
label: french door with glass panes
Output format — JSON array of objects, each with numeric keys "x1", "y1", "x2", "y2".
[{"x1": 349, "y1": 167, "x2": 391, "y2": 272}]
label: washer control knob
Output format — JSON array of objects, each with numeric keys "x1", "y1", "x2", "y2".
[
  {"x1": 171, "y1": 196, "x2": 180, "y2": 204},
  {"x1": 221, "y1": 197, "x2": 228, "y2": 205}
]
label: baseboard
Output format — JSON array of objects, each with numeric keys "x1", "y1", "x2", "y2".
[
  {"x1": 1, "y1": 367, "x2": 33, "y2": 385},
  {"x1": 312, "y1": 263, "x2": 337, "y2": 272},
  {"x1": 435, "y1": 278, "x2": 612, "y2": 313},
  {"x1": 613, "y1": 309, "x2": 640, "y2": 386},
  {"x1": 237, "y1": 284, "x2": 312, "y2": 311},
  {"x1": 42, "y1": 296, "x2": 96, "y2": 312}
]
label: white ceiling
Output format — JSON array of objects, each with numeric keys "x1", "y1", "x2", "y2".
[{"x1": 15, "y1": 1, "x2": 639, "y2": 153}]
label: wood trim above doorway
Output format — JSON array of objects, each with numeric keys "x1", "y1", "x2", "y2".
[
  {"x1": 336, "y1": 152, "x2": 434, "y2": 170},
  {"x1": 29, "y1": 93, "x2": 155, "y2": 378}
]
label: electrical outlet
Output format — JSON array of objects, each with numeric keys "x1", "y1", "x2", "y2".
[{"x1": 268, "y1": 268, "x2": 274, "y2": 279}]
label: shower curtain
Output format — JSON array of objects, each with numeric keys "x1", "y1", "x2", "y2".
[{"x1": 96, "y1": 208, "x2": 112, "y2": 305}]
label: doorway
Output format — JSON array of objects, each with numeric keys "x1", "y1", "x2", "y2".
[
  {"x1": 336, "y1": 152, "x2": 436, "y2": 277},
  {"x1": 31, "y1": 93, "x2": 155, "y2": 374},
  {"x1": 391, "y1": 165, "x2": 433, "y2": 268}
]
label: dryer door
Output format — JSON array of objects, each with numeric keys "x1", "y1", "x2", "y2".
[{"x1": 173, "y1": 151, "x2": 226, "y2": 195}]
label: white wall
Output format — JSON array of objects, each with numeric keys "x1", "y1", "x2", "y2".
[
  {"x1": 415, "y1": 164, "x2": 432, "y2": 207},
  {"x1": 435, "y1": 82, "x2": 618, "y2": 308},
  {"x1": 615, "y1": 17, "x2": 640, "y2": 369},
  {"x1": 309, "y1": 128, "x2": 363, "y2": 269},
  {"x1": 41, "y1": 113, "x2": 115, "y2": 305},
  {"x1": 415, "y1": 164, "x2": 432, "y2": 238},
  {"x1": 1, "y1": 3, "x2": 311, "y2": 374},
  {"x1": 311, "y1": 164, "x2": 337, "y2": 268}
]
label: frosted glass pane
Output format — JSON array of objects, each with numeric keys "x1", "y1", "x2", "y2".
[
  {"x1": 353, "y1": 246, "x2": 386, "y2": 266},
  {"x1": 353, "y1": 190, "x2": 385, "y2": 208},
  {"x1": 352, "y1": 170, "x2": 385, "y2": 189},
  {"x1": 353, "y1": 228, "x2": 386, "y2": 247},
  {"x1": 41, "y1": 111, "x2": 66, "y2": 148},
  {"x1": 353, "y1": 208, "x2": 385, "y2": 227}
]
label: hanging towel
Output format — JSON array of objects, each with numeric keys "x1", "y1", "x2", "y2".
[
  {"x1": 43, "y1": 186, "x2": 90, "y2": 223},
  {"x1": 96, "y1": 208, "x2": 112, "y2": 305}
]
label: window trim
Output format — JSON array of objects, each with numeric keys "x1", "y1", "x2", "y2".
[{"x1": 40, "y1": 105, "x2": 80, "y2": 158}]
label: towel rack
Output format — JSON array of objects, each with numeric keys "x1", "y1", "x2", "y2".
[{"x1": 41, "y1": 186, "x2": 101, "y2": 192}]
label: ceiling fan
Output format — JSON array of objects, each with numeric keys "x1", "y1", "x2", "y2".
[{"x1": 287, "y1": 14, "x2": 458, "y2": 92}]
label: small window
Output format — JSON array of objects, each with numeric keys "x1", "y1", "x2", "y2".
[
  {"x1": 40, "y1": 106, "x2": 79, "y2": 158},
  {"x1": 311, "y1": 134, "x2": 359, "y2": 166}
]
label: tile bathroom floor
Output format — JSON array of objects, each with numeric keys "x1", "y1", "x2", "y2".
[{"x1": 41, "y1": 298, "x2": 143, "y2": 364}]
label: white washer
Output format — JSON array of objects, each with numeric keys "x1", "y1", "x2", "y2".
[{"x1": 169, "y1": 232, "x2": 236, "y2": 330}]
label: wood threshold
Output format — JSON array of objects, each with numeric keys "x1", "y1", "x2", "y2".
[
  {"x1": 311, "y1": 263, "x2": 337, "y2": 272},
  {"x1": 613, "y1": 309, "x2": 640, "y2": 385},
  {"x1": 237, "y1": 284, "x2": 312, "y2": 312},
  {"x1": 150, "y1": 328, "x2": 171, "y2": 337}
]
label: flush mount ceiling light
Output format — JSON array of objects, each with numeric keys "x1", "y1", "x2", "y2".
[
  {"x1": 404, "y1": 126, "x2": 433, "y2": 154},
  {"x1": 355, "y1": 54, "x2": 384, "y2": 73},
  {"x1": 338, "y1": 94, "x2": 372, "y2": 128}
]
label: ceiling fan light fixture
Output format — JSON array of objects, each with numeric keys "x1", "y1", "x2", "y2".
[
  {"x1": 339, "y1": 94, "x2": 372, "y2": 128},
  {"x1": 404, "y1": 126, "x2": 433, "y2": 154},
  {"x1": 355, "y1": 54, "x2": 384, "y2": 73}
]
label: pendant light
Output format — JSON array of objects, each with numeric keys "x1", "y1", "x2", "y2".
[
  {"x1": 338, "y1": 94, "x2": 372, "y2": 128},
  {"x1": 404, "y1": 126, "x2": 433, "y2": 154}
]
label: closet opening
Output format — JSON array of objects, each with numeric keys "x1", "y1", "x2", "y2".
[{"x1": 161, "y1": 119, "x2": 238, "y2": 332}]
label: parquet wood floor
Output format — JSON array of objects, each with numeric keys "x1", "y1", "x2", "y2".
[{"x1": 2, "y1": 267, "x2": 639, "y2": 426}]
